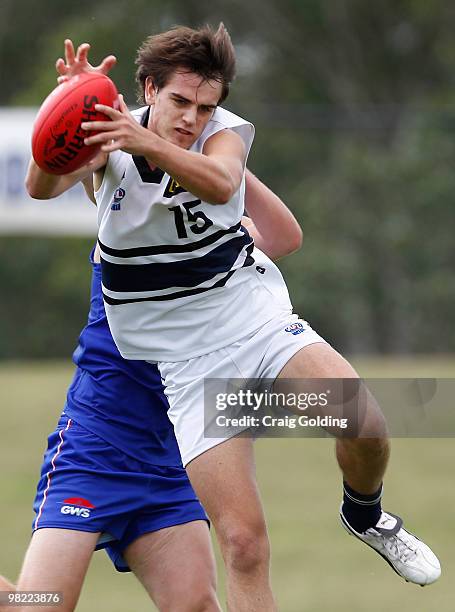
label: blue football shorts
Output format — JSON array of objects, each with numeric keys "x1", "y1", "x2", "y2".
[{"x1": 32, "y1": 414, "x2": 208, "y2": 572}]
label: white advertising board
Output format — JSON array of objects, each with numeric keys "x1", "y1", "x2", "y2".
[{"x1": 0, "y1": 108, "x2": 97, "y2": 236}]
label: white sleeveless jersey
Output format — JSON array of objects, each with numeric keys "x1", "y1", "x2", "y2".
[{"x1": 97, "y1": 106, "x2": 293, "y2": 362}]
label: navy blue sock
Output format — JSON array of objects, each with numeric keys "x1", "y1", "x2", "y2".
[{"x1": 342, "y1": 481, "x2": 383, "y2": 533}]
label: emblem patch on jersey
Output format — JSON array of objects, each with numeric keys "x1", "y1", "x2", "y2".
[
  {"x1": 163, "y1": 177, "x2": 187, "y2": 198},
  {"x1": 60, "y1": 497, "x2": 95, "y2": 518},
  {"x1": 285, "y1": 322, "x2": 306, "y2": 336},
  {"x1": 110, "y1": 187, "x2": 126, "y2": 211}
]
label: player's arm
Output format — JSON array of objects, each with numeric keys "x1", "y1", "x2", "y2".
[
  {"x1": 134, "y1": 123, "x2": 245, "y2": 205},
  {"x1": 25, "y1": 153, "x2": 106, "y2": 200},
  {"x1": 242, "y1": 169, "x2": 303, "y2": 260},
  {"x1": 82, "y1": 97, "x2": 245, "y2": 205}
]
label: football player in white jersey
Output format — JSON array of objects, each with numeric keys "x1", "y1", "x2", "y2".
[
  {"x1": 2, "y1": 175, "x2": 301, "y2": 612},
  {"x1": 27, "y1": 27, "x2": 440, "y2": 611}
]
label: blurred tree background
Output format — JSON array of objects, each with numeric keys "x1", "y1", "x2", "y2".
[{"x1": 1, "y1": 0, "x2": 454, "y2": 358}]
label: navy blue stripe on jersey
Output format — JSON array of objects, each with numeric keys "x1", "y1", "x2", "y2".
[
  {"x1": 103, "y1": 269, "x2": 235, "y2": 305},
  {"x1": 103, "y1": 243, "x2": 255, "y2": 305},
  {"x1": 98, "y1": 222, "x2": 242, "y2": 258},
  {"x1": 101, "y1": 232, "x2": 253, "y2": 293}
]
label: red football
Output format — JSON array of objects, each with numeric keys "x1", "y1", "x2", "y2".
[{"x1": 32, "y1": 72, "x2": 118, "y2": 175}]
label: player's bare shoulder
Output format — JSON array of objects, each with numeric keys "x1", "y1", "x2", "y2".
[{"x1": 202, "y1": 128, "x2": 246, "y2": 159}]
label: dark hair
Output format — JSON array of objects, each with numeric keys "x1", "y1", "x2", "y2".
[{"x1": 135, "y1": 23, "x2": 236, "y2": 104}]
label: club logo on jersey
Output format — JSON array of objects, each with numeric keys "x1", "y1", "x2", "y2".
[
  {"x1": 110, "y1": 187, "x2": 126, "y2": 211},
  {"x1": 285, "y1": 322, "x2": 306, "y2": 336},
  {"x1": 60, "y1": 497, "x2": 95, "y2": 518},
  {"x1": 163, "y1": 177, "x2": 187, "y2": 198}
]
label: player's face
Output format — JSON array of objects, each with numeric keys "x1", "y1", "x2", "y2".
[{"x1": 145, "y1": 71, "x2": 222, "y2": 148}]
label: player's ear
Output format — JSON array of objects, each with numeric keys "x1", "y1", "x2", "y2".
[{"x1": 145, "y1": 77, "x2": 156, "y2": 105}]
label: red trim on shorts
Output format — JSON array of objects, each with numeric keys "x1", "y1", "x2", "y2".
[{"x1": 33, "y1": 418, "x2": 72, "y2": 530}]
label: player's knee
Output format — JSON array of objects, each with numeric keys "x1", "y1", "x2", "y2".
[
  {"x1": 160, "y1": 586, "x2": 218, "y2": 612},
  {"x1": 222, "y1": 524, "x2": 270, "y2": 574},
  {"x1": 365, "y1": 403, "x2": 388, "y2": 438},
  {"x1": 186, "y1": 588, "x2": 219, "y2": 612}
]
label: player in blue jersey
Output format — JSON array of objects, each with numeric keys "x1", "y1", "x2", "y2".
[
  {"x1": 26, "y1": 30, "x2": 440, "y2": 612},
  {"x1": 8, "y1": 159, "x2": 301, "y2": 610}
]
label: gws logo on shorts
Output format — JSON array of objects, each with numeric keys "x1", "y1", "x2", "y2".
[
  {"x1": 60, "y1": 497, "x2": 95, "y2": 518},
  {"x1": 285, "y1": 322, "x2": 306, "y2": 336},
  {"x1": 110, "y1": 187, "x2": 126, "y2": 211}
]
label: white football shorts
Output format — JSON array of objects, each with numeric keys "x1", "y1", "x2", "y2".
[{"x1": 157, "y1": 313, "x2": 328, "y2": 466}]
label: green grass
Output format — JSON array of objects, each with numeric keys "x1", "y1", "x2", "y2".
[{"x1": 1, "y1": 358, "x2": 454, "y2": 611}]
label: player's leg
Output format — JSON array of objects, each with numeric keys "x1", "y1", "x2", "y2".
[
  {"x1": 0, "y1": 576, "x2": 14, "y2": 590},
  {"x1": 277, "y1": 341, "x2": 440, "y2": 585},
  {"x1": 16, "y1": 528, "x2": 99, "y2": 612},
  {"x1": 277, "y1": 342, "x2": 390, "y2": 495},
  {"x1": 23, "y1": 414, "x2": 128, "y2": 610},
  {"x1": 186, "y1": 438, "x2": 277, "y2": 612},
  {"x1": 0, "y1": 574, "x2": 15, "y2": 612},
  {"x1": 158, "y1": 344, "x2": 281, "y2": 611},
  {"x1": 124, "y1": 521, "x2": 221, "y2": 612}
]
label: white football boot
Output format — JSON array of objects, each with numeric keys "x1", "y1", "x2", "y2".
[{"x1": 340, "y1": 509, "x2": 441, "y2": 586}]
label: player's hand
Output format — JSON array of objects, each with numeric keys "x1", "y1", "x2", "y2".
[
  {"x1": 81, "y1": 95, "x2": 156, "y2": 155},
  {"x1": 55, "y1": 39, "x2": 116, "y2": 84}
]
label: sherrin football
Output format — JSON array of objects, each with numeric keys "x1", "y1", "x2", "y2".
[{"x1": 32, "y1": 72, "x2": 118, "y2": 175}]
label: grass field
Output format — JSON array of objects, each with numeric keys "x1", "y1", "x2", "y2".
[{"x1": 1, "y1": 357, "x2": 454, "y2": 611}]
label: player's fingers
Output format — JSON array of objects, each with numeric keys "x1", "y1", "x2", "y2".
[
  {"x1": 97, "y1": 55, "x2": 117, "y2": 74},
  {"x1": 117, "y1": 94, "x2": 129, "y2": 113},
  {"x1": 55, "y1": 58, "x2": 67, "y2": 75},
  {"x1": 64, "y1": 39, "x2": 75, "y2": 64},
  {"x1": 77, "y1": 43, "x2": 91, "y2": 64},
  {"x1": 81, "y1": 121, "x2": 116, "y2": 132},
  {"x1": 57, "y1": 76, "x2": 70, "y2": 84},
  {"x1": 101, "y1": 140, "x2": 120, "y2": 153},
  {"x1": 94, "y1": 103, "x2": 122, "y2": 119},
  {"x1": 83, "y1": 132, "x2": 116, "y2": 146}
]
